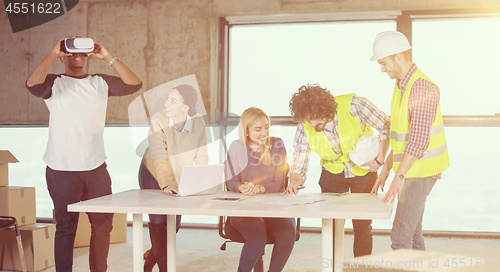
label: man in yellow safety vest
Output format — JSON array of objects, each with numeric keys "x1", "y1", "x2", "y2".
[
  {"x1": 370, "y1": 31, "x2": 450, "y2": 250},
  {"x1": 285, "y1": 84, "x2": 390, "y2": 260}
]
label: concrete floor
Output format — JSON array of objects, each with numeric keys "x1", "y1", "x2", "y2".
[{"x1": 3, "y1": 227, "x2": 500, "y2": 272}]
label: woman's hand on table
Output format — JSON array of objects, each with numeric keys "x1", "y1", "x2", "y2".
[
  {"x1": 163, "y1": 185, "x2": 178, "y2": 195},
  {"x1": 241, "y1": 182, "x2": 257, "y2": 196},
  {"x1": 239, "y1": 182, "x2": 265, "y2": 196}
]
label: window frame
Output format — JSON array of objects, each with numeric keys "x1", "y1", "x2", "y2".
[{"x1": 217, "y1": 8, "x2": 500, "y2": 127}]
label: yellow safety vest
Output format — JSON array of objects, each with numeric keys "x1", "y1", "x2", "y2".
[
  {"x1": 390, "y1": 69, "x2": 449, "y2": 177},
  {"x1": 303, "y1": 94, "x2": 373, "y2": 176}
]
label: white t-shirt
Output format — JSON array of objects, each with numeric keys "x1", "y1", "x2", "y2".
[{"x1": 26, "y1": 74, "x2": 142, "y2": 171}]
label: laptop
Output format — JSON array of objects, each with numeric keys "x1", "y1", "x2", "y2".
[{"x1": 174, "y1": 164, "x2": 225, "y2": 197}]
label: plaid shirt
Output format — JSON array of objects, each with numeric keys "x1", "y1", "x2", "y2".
[
  {"x1": 397, "y1": 64, "x2": 441, "y2": 179},
  {"x1": 290, "y1": 95, "x2": 390, "y2": 182}
]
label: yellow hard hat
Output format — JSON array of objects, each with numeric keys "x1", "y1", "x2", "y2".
[{"x1": 370, "y1": 31, "x2": 411, "y2": 61}]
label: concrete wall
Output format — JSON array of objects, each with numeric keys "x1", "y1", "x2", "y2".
[{"x1": 1, "y1": 0, "x2": 499, "y2": 124}]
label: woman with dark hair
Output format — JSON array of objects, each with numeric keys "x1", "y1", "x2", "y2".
[
  {"x1": 139, "y1": 84, "x2": 208, "y2": 272},
  {"x1": 226, "y1": 107, "x2": 296, "y2": 272}
]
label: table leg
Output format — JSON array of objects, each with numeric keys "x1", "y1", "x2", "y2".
[
  {"x1": 322, "y1": 219, "x2": 333, "y2": 272},
  {"x1": 334, "y1": 219, "x2": 345, "y2": 272},
  {"x1": 133, "y1": 213, "x2": 144, "y2": 272},
  {"x1": 167, "y1": 214, "x2": 177, "y2": 272}
]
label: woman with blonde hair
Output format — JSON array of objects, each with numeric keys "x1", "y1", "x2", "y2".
[{"x1": 226, "y1": 107, "x2": 296, "y2": 272}]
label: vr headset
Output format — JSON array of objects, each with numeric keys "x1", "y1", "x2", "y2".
[{"x1": 60, "y1": 37, "x2": 94, "y2": 55}]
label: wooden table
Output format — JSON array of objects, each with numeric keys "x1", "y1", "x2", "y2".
[{"x1": 68, "y1": 189, "x2": 392, "y2": 272}]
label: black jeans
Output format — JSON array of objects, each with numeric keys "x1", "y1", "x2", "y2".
[
  {"x1": 230, "y1": 217, "x2": 296, "y2": 272},
  {"x1": 46, "y1": 163, "x2": 114, "y2": 272},
  {"x1": 138, "y1": 161, "x2": 181, "y2": 271},
  {"x1": 319, "y1": 168, "x2": 376, "y2": 260}
]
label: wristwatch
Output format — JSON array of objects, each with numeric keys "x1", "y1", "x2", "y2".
[{"x1": 397, "y1": 173, "x2": 406, "y2": 181}]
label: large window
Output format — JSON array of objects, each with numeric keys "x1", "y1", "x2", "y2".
[
  {"x1": 413, "y1": 18, "x2": 500, "y2": 115},
  {"x1": 229, "y1": 21, "x2": 396, "y2": 116},
  {"x1": 225, "y1": 12, "x2": 500, "y2": 232}
]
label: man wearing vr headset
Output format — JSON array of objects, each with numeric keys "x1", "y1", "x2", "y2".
[{"x1": 26, "y1": 38, "x2": 142, "y2": 272}]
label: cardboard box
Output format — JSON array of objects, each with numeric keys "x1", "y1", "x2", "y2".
[
  {"x1": 344, "y1": 249, "x2": 485, "y2": 271},
  {"x1": 0, "y1": 186, "x2": 36, "y2": 226},
  {"x1": 0, "y1": 150, "x2": 19, "y2": 187},
  {"x1": 0, "y1": 223, "x2": 55, "y2": 272},
  {"x1": 53, "y1": 211, "x2": 127, "y2": 247}
]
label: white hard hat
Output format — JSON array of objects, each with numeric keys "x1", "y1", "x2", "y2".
[
  {"x1": 349, "y1": 134, "x2": 379, "y2": 169},
  {"x1": 370, "y1": 31, "x2": 411, "y2": 61}
]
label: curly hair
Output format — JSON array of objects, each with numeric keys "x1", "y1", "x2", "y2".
[{"x1": 289, "y1": 84, "x2": 337, "y2": 122}]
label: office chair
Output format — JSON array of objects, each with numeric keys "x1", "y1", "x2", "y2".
[
  {"x1": 218, "y1": 162, "x2": 301, "y2": 272},
  {"x1": 0, "y1": 216, "x2": 27, "y2": 272}
]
